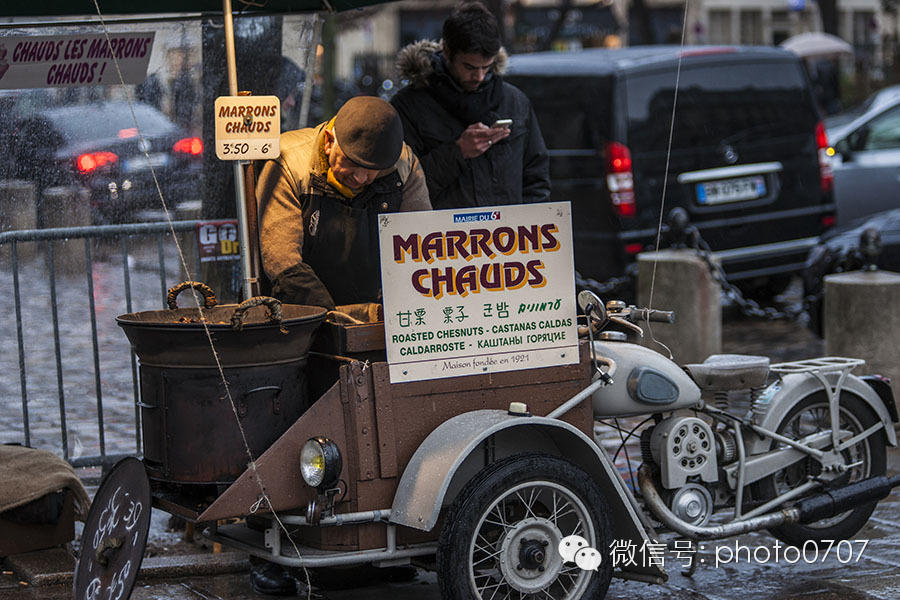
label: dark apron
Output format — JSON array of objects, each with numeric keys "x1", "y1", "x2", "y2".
[{"x1": 300, "y1": 171, "x2": 403, "y2": 306}]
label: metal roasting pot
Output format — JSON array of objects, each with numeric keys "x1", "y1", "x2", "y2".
[{"x1": 116, "y1": 282, "x2": 327, "y2": 484}]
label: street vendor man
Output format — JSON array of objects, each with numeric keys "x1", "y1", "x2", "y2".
[{"x1": 258, "y1": 95, "x2": 431, "y2": 313}]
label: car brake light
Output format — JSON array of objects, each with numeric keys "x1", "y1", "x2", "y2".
[
  {"x1": 76, "y1": 151, "x2": 118, "y2": 174},
  {"x1": 821, "y1": 214, "x2": 836, "y2": 228},
  {"x1": 625, "y1": 243, "x2": 644, "y2": 255},
  {"x1": 815, "y1": 121, "x2": 833, "y2": 193},
  {"x1": 173, "y1": 137, "x2": 203, "y2": 156},
  {"x1": 605, "y1": 141, "x2": 635, "y2": 217},
  {"x1": 118, "y1": 128, "x2": 138, "y2": 139}
]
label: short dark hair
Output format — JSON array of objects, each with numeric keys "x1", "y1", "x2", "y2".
[{"x1": 442, "y1": 1, "x2": 501, "y2": 58}]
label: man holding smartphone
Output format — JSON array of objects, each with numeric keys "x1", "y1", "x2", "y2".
[{"x1": 391, "y1": 1, "x2": 550, "y2": 209}]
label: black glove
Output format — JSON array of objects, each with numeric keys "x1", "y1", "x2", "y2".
[{"x1": 271, "y1": 262, "x2": 336, "y2": 310}]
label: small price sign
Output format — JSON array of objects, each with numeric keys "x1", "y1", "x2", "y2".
[{"x1": 214, "y1": 95, "x2": 280, "y2": 161}]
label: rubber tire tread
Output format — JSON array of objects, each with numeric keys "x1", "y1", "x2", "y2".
[
  {"x1": 753, "y1": 392, "x2": 887, "y2": 546},
  {"x1": 436, "y1": 453, "x2": 614, "y2": 600}
]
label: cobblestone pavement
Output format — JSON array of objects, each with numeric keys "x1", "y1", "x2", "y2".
[{"x1": 1, "y1": 236, "x2": 196, "y2": 461}]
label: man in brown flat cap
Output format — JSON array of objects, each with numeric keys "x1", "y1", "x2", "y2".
[{"x1": 258, "y1": 95, "x2": 431, "y2": 312}]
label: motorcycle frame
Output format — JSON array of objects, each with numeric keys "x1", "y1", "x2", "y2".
[{"x1": 636, "y1": 355, "x2": 897, "y2": 538}]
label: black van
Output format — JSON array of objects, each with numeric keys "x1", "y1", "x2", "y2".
[{"x1": 506, "y1": 46, "x2": 836, "y2": 296}]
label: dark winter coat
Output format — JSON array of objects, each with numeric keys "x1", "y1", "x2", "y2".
[{"x1": 391, "y1": 40, "x2": 550, "y2": 210}]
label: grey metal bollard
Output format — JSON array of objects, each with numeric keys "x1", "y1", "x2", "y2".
[
  {"x1": 40, "y1": 185, "x2": 91, "y2": 275},
  {"x1": 637, "y1": 249, "x2": 722, "y2": 364},
  {"x1": 174, "y1": 200, "x2": 202, "y2": 279},
  {"x1": 824, "y1": 270, "x2": 900, "y2": 386},
  {"x1": 0, "y1": 180, "x2": 38, "y2": 263}
]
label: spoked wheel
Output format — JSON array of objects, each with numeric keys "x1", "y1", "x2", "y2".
[
  {"x1": 753, "y1": 392, "x2": 887, "y2": 545},
  {"x1": 438, "y1": 454, "x2": 613, "y2": 600}
]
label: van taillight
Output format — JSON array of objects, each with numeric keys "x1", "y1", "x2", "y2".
[
  {"x1": 605, "y1": 141, "x2": 635, "y2": 217},
  {"x1": 815, "y1": 121, "x2": 833, "y2": 194}
]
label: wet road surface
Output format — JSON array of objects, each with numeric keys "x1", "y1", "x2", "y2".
[{"x1": 4, "y1": 462, "x2": 899, "y2": 600}]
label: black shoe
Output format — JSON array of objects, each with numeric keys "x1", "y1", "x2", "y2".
[{"x1": 250, "y1": 561, "x2": 297, "y2": 596}]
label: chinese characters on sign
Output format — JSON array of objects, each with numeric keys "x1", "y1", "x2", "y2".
[
  {"x1": 197, "y1": 221, "x2": 240, "y2": 263},
  {"x1": 379, "y1": 202, "x2": 578, "y2": 383},
  {"x1": 0, "y1": 33, "x2": 154, "y2": 89}
]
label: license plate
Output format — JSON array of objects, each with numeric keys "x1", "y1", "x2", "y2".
[
  {"x1": 124, "y1": 153, "x2": 169, "y2": 173},
  {"x1": 695, "y1": 175, "x2": 766, "y2": 205}
]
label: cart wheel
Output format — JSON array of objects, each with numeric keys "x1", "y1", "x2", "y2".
[
  {"x1": 437, "y1": 453, "x2": 613, "y2": 600},
  {"x1": 752, "y1": 392, "x2": 887, "y2": 545},
  {"x1": 73, "y1": 457, "x2": 152, "y2": 600}
]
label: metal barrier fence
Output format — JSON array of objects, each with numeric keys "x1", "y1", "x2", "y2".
[{"x1": 0, "y1": 220, "x2": 202, "y2": 468}]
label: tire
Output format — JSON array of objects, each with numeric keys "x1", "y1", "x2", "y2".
[
  {"x1": 752, "y1": 393, "x2": 887, "y2": 546},
  {"x1": 437, "y1": 454, "x2": 613, "y2": 600}
]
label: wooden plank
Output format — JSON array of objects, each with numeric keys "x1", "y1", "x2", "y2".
[
  {"x1": 350, "y1": 362, "x2": 379, "y2": 481},
  {"x1": 312, "y1": 321, "x2": 385, "y2": 354},
  {"x1": 372, "y1": 367, "x2": 398, "y2": 478}
]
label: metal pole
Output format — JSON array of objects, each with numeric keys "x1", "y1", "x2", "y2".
[
  {"x1": 222, "y1": 0, "x2": 253, "y2": 300},
  {"x1": 299, "y1": 14, "x2": 323, "y2": 128}
]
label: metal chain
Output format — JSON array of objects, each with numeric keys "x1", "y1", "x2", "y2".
[
  {"x1": 574, "y1": 228, "x2": 806, "y2": 322},
  {"x1": 575, "y1": 271, "x2": 633, "y2": 298},
  {"x1": 687, "y1": 232, "x2": 804, "y2": 321}
]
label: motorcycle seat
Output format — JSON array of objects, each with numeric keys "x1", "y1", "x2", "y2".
[{"x1": 684, "y1": 354, "x2": 770, "y2": 391}]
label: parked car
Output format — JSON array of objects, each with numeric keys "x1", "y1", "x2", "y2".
[
  {"x1": 12, "y1": 100, "x2": 202, "y2": 223},
  {"x1": 506, "y1": 46, "x2": 836, "y2": 298},
  {"x1": 826, "y1": 85, "x2": 900, "y2": 226},
  {"x1": 803, "y1": 208, "x2": 900, "y2": 335}
]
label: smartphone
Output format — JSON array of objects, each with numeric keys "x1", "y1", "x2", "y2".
[{"x1": 492, "y1": 118, "x2": 512, "y2": 129}]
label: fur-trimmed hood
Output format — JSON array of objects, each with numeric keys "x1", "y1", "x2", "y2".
[{"x1": 395, "y1": 39, "x2": 508, "y2": 88}]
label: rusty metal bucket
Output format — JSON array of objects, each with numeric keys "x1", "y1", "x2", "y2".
[{"x1": 117, "y1": 282, "x2": 327, "y2": 484}]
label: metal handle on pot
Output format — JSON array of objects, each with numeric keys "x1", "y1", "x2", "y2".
[
  {"x1": 167, "y1": 281, "x2": 218, "y2": 310},
  {"x1": 231, "y1": 296, "x2": 287, "y2": 333},
  {"x1": 238, "y1": 385, "x2": 283, "y2": 417}
]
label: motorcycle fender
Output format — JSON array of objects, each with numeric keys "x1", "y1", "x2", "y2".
[
  {"x1": 747, "y1": 372, "x2": 897, "y2": 456},
  {"x1": 390, "y1": 410, "x2": 661, "y2": 574}
]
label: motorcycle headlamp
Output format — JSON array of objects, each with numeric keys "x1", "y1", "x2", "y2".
[{"x1": 300, "y1": 437, "x2": 342, "y2": 490}]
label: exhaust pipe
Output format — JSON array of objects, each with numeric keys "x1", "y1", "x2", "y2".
[
  {"x1": 639, "y1": 468, "x2": 900, "y2": 541},
  {"x1": 797, "y1": 473, "x2": 900, "y2": 524},
  {"x1": 638, "y1": 467, "x2": 799, "y2": 540}
]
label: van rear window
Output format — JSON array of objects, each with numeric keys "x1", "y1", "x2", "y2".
[
  {"x1": 625, "y1": 61, "x2": 817, "y2": 152},
  {"x1": 509, "y1": 76, "x2": 612, "y2": 150}
]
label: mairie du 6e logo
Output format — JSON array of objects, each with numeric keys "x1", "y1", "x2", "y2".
[{"x1": 452, "y1": 210, "x2": 501, "y2": 224}]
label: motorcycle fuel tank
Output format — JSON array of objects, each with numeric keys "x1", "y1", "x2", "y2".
[{"x1": 590, "y1": 341, "x2": 702, "y2": 417}]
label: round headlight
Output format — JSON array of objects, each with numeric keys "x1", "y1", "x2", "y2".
[{"x1": 300, "y1": 437, "x2": 342, "y2": 490}]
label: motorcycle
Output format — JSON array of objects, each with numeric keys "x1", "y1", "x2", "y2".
[{"x1": 573, "y1": 289, "x2": 898, "y2": 582}]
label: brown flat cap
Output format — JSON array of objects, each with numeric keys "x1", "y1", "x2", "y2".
[{"x1": 333, "y1": 96, "x2": 403, "y2": 170}]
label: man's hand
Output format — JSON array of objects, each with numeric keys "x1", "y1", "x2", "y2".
[{"x1": 457, "y1": 122, "x2": 511, "y2": 159}]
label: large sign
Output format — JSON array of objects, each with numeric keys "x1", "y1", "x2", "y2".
[
  {"x1": 214, "y1": 95, "x2": 281, "y2": 161},
  {"x1": 379, "y1": 202, "x2": 578, "y2": 383},
  {"x1": 0, "y1": 33, "x2": 154, "y2": 89}
]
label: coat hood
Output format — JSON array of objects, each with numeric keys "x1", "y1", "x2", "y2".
[{"x1": 395, "y1": 39, "x2": 509, "y2": 88}]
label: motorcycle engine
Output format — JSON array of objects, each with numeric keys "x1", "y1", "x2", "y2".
[
  {"x1": 648, "y1": 416, "x2": 718, "y2": 489},
  {"x1": 645, "y1": 416, "x2": 719, "y2": 527}
]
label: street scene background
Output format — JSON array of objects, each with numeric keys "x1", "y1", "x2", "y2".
[{"x1": 3, "y1": 1, "x2": 900, "y2": 599}]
